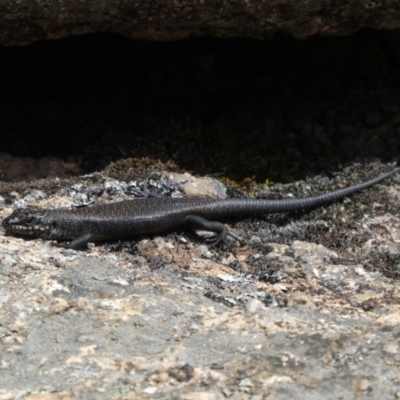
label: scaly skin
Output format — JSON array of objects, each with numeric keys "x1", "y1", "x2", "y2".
[{"x1": 2, "y1": 169, "x2": 397, "y2": 249}]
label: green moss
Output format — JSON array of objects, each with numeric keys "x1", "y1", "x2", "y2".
[
  {"x1": 82, "y1": 114, "x2": 309, "y2": 187},
  {"x1": 84, "y1": 130, "x2": 124, "y2": 164}
]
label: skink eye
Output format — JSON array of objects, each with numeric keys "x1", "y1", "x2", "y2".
[{"x1": 25, "y1": 217, "x2": 35, "y2": 224}]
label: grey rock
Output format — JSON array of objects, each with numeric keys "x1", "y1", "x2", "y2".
[{"x1": 1, "y1": 1, "x2": 400, "y2": 45}]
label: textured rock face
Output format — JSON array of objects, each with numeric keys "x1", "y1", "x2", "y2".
[
  {"x1": 2, "y1": 0, "x2": 400, "y2": 46},
  {"x1": 1, "y1": 164, "x2": 400, "y2": 398}
]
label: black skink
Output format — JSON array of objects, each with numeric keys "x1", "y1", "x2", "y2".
[{"x1": 2, "y1": 169, "x2": 397, "y2": 249}]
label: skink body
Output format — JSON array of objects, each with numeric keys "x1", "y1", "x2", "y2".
[{"x1": 2, "y1": 169, "x2": 397, "y2": 249}]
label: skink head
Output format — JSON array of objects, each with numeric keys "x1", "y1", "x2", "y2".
[{"x1": 2, "y1": 208, "x2": 54, "y2": 237}]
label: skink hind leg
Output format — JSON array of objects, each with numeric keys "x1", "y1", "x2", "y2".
[
  {"x1": 185, "y1": 215, "x2": 244, "y2": 247},
  {"x1": 51, "y1": 232, "x2": 93, "y2": 250}
]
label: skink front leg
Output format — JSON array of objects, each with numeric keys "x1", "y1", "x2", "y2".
[{"x1": 51, "y1": 232, "x2": 93, "y2": 250}]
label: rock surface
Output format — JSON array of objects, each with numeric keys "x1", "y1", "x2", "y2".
[
  {"x1": 1, "y1": 0, "x2": 400, "y2": 46},
  {"x1": 1, "y1": 164, "x2": 400, "y2": 398}
]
